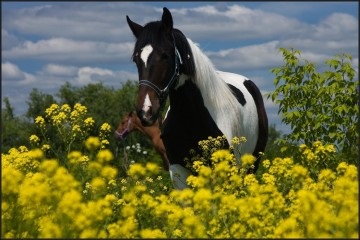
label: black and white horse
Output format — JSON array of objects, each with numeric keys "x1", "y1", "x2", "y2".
[{"x1": 127, "y1": 8, "x2": 268, "y2": 189}]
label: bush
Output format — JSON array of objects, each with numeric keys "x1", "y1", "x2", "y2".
[{"x1": 268, "y1": 49, "x2": 358, "y2": 163}]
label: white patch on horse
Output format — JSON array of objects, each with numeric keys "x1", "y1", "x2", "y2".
[
  {"x1": 140, "y1": 44, "x2": 153, "y2": 68},
  {"x1": 142, "y1": 93, "x2": 152, "y2": 113},
  {"x1": 186, "y1": 38, "x2": 259, "y2": 156}
]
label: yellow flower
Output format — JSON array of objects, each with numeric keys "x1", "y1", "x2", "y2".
[
  {"x1": 101, "y1": 139, "x2": 110, "y2": 148},
  {"x1": 72, "y1": 124, "x2": 82, "y2": 133},
  {"x1": 146, "y1": 162, "x2": 160, "y2": 174},
  {"x1": 70, "y1": 110, "x2": 80, "y2": 121},
  {"x1": 231, "y1": 136, "x2": 240, "y2": 145},
  {"x1": 35, "y1": 116, "x2": 46, "y2": 128},
  {"x1": 39, "y1": 160, "x2": 59, "y2": 177},
  {"x1": 101, "y1": 166, "x2": 118, "y2": 180},
  {"x1": 299, "y1": 144, "x2": 307, "y2": 151},
  {"x1": 18, "y1": 145, "x2": 29, "y2": 152},
  {"x1": 325, "y1": 144, "x2": 336, "y2": 153},
  {"x1": 57, "y1": 189, "x2": 83, "y2": 219},
  {"x1": 100, "y1": 123, "x2": 112, "y2": 132},
  {"x1": 18, "y1": 172, "x2": 52, "y2": 206},
  {"x1": 84, "y1": 117, "x2": 95, "y2": 127},
  {"x1": 193, "y1": 188, "x2": 212, "y2": 209},
  {"x1": 140, "y1": 228, "x2": 166, "y2": 238},
  {"x1": 28, "y1": 148, "x2": 44, "y2": 160},
  {"x1": 211, "y1": 149, "x2": 233, "y2": 163},
  {"x1": 85, "y1": 136, "x2": 101, "y2": 150},
  {"x1": 262, "y1": 159, "x2": 271, "y2": 168},
  {"x1": 241, "y1": 153, "x2": 256, "y2": 166},
  {"x1": 41, "y1": 144, "x2": 51, "y2": 151},
  {"x1": 38, "y1": 216, "x2": 62, "y2": 238},
  {"x1": 97, "y1": 149, "x2": 114, "y2": 163},
  {"x1": 60, "y1": 103, "x2": 71, "y2": 113},
  {"x1": 291, "y1": 165, "x2": 308, "y2": 179},
  {"x1": 2, "y1": 166, "x2": 24, "y2": 195},
  {"x1": 45, "y1": 103, "x2": 59, "y2": 117},
  {"x1": 52, "y1": 111, "x2": 67, "y2": 125},
  {"x1": 172, "y1": 229, "x2": 183, "y2": 238},
  {"x1": 128, "y1": 163, "x2": 147, "y2": 178},
  {"x1": 29, "y1": 134, "x2": 40, "y2": 144},
  {"x1": 262, "y1": 173, "x2": 276, "y2": 185},
  {"x1": 312, "y1": 140, "x2": 322, "y2": 148},
  {"x1": 74, "y1": 103, "x2": 87, "y2": 114},
  {"x1": 336, "y1": 162, "x2": 348, "y2": 174},
  {"x1": 90, "y1": 177, "x2": 106, "y2": 193}
]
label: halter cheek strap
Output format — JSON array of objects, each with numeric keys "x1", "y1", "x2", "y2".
[{"x1": 138, "y1": 36, "x2": 183, "y2": 102}]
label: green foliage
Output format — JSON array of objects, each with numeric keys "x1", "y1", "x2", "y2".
[
  {"x1": 26, "y1": 89, "x2": 57, "y2": 119},
  {"x1": 57, "y1": 81, "x2": 137, "y2": 130},
  {"x1": 1, "y1": 80, "x2": 149, "y2": 154},
  {"x1": 268, "y1": 48, "x2": 358, "y2": 162},
  {"x1": 2, "y1": 98, "x2": 34, "y2": 153}
]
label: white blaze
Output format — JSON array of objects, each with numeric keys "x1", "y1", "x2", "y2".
[
  {"x1": 142, "y1": 93, "x2": 152, "y2": 113},
  {"x1": 140, "y1": 44, "x2": 153, "y2": 68}
]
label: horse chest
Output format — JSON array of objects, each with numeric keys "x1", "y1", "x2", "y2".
[{"x1": 161, "y1": 81, "x2": 228, "y2": 166}]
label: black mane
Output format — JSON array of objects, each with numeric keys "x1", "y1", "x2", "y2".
[{"x1": 132, "y1": 21, "x2": 195, "y2": 76}]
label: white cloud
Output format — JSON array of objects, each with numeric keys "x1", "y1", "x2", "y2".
[
  {"x1": 3, "y1": 38, "x2": 134, "y2": 64},
  {"x1": 2, "y1": 28, "x2": 20, "y2": 50},
  {"x1": 2, "y1": 61, "x2": 26, "y2": 81},
  {"x1": 41, "y1": 64, "x2": 78, "y2": 76},
  {"x1": 313, "y1": 13, "x2": 358, "y2": 40},
  {"x1": 171, "y1": 4, "x2": 308, "y2": 41},
  {"x1": 206, "y1": 41, "x2": 282, "y2": 71},
  {"x1": 76, "y1": 66, "x2": 114, "y2": 84}
]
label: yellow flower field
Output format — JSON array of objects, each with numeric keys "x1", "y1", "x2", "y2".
[{"x1": 1, "y1": 103, "x2": 358, "y2": 238}]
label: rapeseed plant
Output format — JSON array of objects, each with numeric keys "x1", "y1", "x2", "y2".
[{"x1": 1, "y1": 103, "x2": 358, "y2": 238}]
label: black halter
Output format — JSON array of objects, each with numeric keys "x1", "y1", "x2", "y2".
[{"x1": 138, "y1": 35, "x2": 183, "y2": 103}]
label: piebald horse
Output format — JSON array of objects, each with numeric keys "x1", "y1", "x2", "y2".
[
  {"x1": 114, "y1": 111, "x2": 170, "y2": 171},
  {"x1": 127, "y1": 8, "x2": 268, "y2": 189}
]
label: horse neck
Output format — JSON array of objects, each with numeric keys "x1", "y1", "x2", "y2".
[
  {"x1": 133, "y1": 115, "x2": 161, "y2": 141},
  {"x1": 184, "y1": 38, "x2": 242, "y2": 141},
  {"x1": 132, "y1": 116, "x2": 146, "y2": 134},
  {"x1": 186, "y1": 38, "x2": 233, "y2": 106}
]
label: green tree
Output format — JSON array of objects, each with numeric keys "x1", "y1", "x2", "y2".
[
  {"x1": 263, "y1": 124, "x2": 283, "y2": 160},
  {"x1": 268, "y1": 48, "x2": 358, "y2": 162},
  {"x1": 26, "y1": 89, "x2": 57, "y2": 120},
  {"x1": 1, "y1": 98, "x2": 32, "y2": 152},
  {"x1": 57, "y1": 80, "x2": 138, "y2": 130}
]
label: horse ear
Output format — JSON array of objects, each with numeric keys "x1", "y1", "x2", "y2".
[
  {"x1": 126, "y1": 15, "x2": 143, "y2": 38},
  {"x1": 161, "y1": 7, "x2": 173, "y2": 33}
]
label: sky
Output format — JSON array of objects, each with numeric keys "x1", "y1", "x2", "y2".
[{"x1": 2, "y1": 1, "x2": 359, "y2": 134}]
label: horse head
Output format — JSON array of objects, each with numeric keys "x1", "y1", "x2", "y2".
[
  {"x1": 114, "y1": 111, "x2": 136, "y2": 140},
  {"x1": 127, "y1": 7, "x2": 194, "y2": 126}
]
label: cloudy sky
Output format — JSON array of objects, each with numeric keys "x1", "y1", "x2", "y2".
[{"x1": 2, "y1": 1, "x2": 358, "y2": 134}]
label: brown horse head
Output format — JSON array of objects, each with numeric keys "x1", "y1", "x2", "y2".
[{"x1": 114, "y1": 111, "x2": 137, "y2": 140}]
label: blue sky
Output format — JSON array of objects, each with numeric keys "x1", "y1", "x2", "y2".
[{"x1": 2, "y1": 1, "x2": 359, "y2": 134}]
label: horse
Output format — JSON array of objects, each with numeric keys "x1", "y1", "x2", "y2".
[
  {"x1": 114, "y1": 111, "x2": 170, "y2": 171},
  {"x1": 126, "y1": 7, "x2": 268, "y2": 189}
]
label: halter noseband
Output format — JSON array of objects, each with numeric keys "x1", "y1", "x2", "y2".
[{"x1": 138, "y1": 35, "x2": 183, "y2": 102}]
